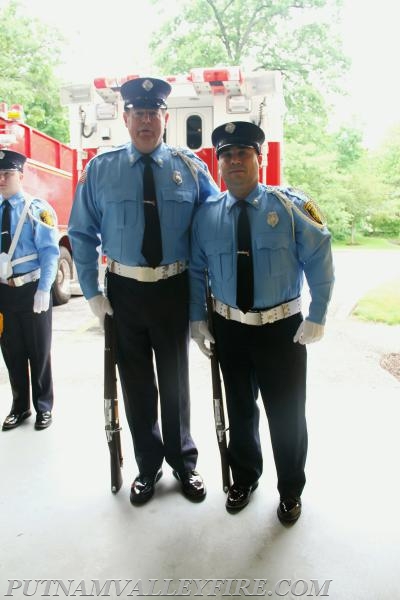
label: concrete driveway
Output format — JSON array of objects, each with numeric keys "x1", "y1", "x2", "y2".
[{"x1": 0, "y1": 248, "x2": 399, "y2": 600}]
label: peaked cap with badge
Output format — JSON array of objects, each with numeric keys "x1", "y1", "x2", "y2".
[
  {"x1": 120, "y1": 77, "x2": 172, "y2": 110},
  {"x1": 0, "y1": 149, "x2": 27, "y2": 172},
  {"x1": 212, "y1": 121, "x2": 265, "y2": 158}
]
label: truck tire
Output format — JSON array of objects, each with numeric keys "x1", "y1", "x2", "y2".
[{"x1": 52, "y1": 246, "x2": 73, "y2": 306}]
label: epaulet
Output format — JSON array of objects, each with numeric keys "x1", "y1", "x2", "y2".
[
  {"x1": 206, "y1": 191, "x2": 225, "y2": 203},
  {"x1": 78, "y1": 146, "x2": 127, "y2": 185},
  {"x1": 275, "y1": 186, "x2": 327, "y2": 229}
]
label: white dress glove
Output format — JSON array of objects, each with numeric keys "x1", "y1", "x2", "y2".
[
  {"x1": 33, "y1": 290, "x2": 50, "y2": 313},
  {"x1": 190, "y1": 320, "x2": 215, "y2": 358},
  {"x1": 293, "y1": 320, "x2": 325, "y2": 345},
  {"x1": 88, "y1": 294, "x2": 113, "y2": 327}
]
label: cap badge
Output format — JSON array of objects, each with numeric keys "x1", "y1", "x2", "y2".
[
  {"x1": 267, "y1": 211, "x2": 279, "y2": 227},
  {"x1": 225, "y1": 122, "x2": 236, "y2": 134},
  {"x1": 0, "y1": 151, "x2": 5, "y2": 160},
  {"x1": 142, "y1": 79, "x2": 154, "y2": 91},
  {"x1": 173, "y1": 170, "x2": 182, "y2": 185}
]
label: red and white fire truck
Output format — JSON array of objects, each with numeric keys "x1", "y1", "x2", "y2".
[{"x1": 0, "y1": 66, "x2": 285, "y2": 304}]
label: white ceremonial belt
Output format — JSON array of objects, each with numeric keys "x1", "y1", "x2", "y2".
[
  {"x1": 0, "y1": 268, "x2": 41, "y2": 288},
  {"x1": 107, "y1": 259, "x2": 187, "y2": 282},
  {"x1": 213, "y1": 297, "x2": 302, "y2": 326}
]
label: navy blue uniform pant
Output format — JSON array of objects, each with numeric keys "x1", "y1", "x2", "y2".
[
  {"x1": 214, "y1": 311, "x2": 307, "y2": 500},
  {"x1": 107, "y1": 270, "x2": 198, "y2": 476},
  {"x1": 0, "y1": 280, "x2": 54, "y2": 414}
]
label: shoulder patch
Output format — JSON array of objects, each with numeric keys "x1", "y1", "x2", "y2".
[
  {"x1": 78, "y1": 169, "x2": 87, "y2": 184},
  {"x1": 40, "y1": 209, "x2": 55, "y2": 226},
  {"x1": 303, "y1": 199, "x2": 325, "y2": 225}
]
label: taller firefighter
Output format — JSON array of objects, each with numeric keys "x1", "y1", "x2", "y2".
[
  {"x1": 0, "y1": 149, "x2": 60, "y2": 431},
  {"x1": 68, "y1": 77, "x2": 218, "y2": 504}
]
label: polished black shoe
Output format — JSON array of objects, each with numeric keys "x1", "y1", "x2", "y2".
[
  {"x1": 2, "y1": 410, "x2": 32, "y2": 431},
  {"x1": 226, "y1": 481, "x2": 259, "y2": 512},
  {"x1": 130, "y1": 469, "x2": 163, "y2": 505},
  {"x1": 277, "y1": 497, "x2": 302, "y2": 524},
  {"x1": 34, "y1": 411, "x2": 53, "y2": 430},
  {"x1": 172, "y1": 469, "x2": 206, "y2": 501}
]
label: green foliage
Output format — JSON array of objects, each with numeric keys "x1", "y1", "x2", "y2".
[
  {"x1": 0, "y1": 0, "x2": 69, "y2": 141},
  {"x1": 148, "y1": 0, "x2": 399, "y2": 246},
  {"x1": 150, "y1": 0, "x2": 348, "y2": 102},
  {"x1": 334, "y1": 126, "x2": 365, "y2": 171},
  {"x1": 374, "y1": 124, "x2": 400, "y2": 189}
]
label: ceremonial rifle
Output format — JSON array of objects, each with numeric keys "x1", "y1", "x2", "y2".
[
  {"x1": 205, "y1": 270, "x2": 231, "y2": 493},
  {"x1": 104, "y1": 313, "x2": 123, "y2": 493}
]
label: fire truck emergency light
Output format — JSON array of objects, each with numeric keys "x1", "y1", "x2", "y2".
[{"x1": 60, "y1": 84, "x2": 93, "y2": 105}]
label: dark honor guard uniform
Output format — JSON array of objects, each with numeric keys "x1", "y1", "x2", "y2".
[
  {"x1": 0, "y1": 149, "x2": 60, "y2": 431},
  {"x1": 68, "y1": 77, "x2": 218, "y2": 504},
  {"x1": 190, "y1": 122, "x2": 335, "y2": 523}
]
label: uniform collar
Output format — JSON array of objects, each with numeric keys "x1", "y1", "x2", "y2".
[
  {"x1": 128, "y1": 142, "x2": 166, "y2": 168},
  {"x1": 1, "y1": 191, "x2": 24, "y2": 205},
  {"x1": 226, "y1": 183, "x2": 263, "y2": 213}
]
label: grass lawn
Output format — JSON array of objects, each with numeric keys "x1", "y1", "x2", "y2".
[
  {"x1": 352, "y1": 279, "x2": 400, "y2": 325},
  {"x1": 333, "y1": 236, "x2": 400, "y2": 250}
]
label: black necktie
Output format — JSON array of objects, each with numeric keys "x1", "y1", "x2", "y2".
[
  {"x1": 236, "y1": 202, "x2": 254, "y2": 313},
  {"x1": 141, "y1": 155, "x2": 163, "y2": 268},
  {"x1": 1, "y1": 200, "x2": 11, "y2": 253}
]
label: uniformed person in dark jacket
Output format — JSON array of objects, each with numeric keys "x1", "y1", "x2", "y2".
[
  {"x1": 190, "y1": 122, "x2": 334, "y2": 523},
  {"x1": 68, "y1": 77, "x2": 218, "y2": 504},
  {"x1": 0, "y1": 149, "x2": 59, "y2": 431}
]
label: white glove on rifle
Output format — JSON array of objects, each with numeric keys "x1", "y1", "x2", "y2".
[
  {"x1": 293, "y1": 319, "x2": 325, "y2": 345},
  {"x1": 88, "y1": 294, "x2": 113, "y2": 328},
  {"x1": 33, "y1": 290, "x2": 50, "y2": 313},
  {"x1": 190, "y1": 320, "x2": 215, "y2": 358}
]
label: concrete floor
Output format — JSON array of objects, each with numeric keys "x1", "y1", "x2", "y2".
[{"x1": 1, "y1": 255, "x2": 400, "y2": 599}]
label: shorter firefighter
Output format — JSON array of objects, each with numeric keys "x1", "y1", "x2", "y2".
[
  {"x1": 189, "y1": 122, "x2": 334, "y2": 523},
  {"x1": 0, "y1": 149, "x2": 59, "y2": 431}
]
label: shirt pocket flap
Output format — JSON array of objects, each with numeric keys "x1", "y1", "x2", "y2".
[{"x1": 160, "y1": 188, "x2": 194, "y2": 204}]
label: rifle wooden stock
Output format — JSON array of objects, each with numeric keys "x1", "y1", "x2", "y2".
[
  {"x1": 104, "y1": 313, "x2": 123, "y2": 493},
  {"x1": 205, "y1": 272, "x2": 231, "y2": 493}
]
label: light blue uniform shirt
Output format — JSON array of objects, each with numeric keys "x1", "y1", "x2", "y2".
[
  {"x1": 68, "y1": 142, "x2": 218, "y2": 299},
  {"x1": 0, "y1": 192, "x2": 59, "y2": 292},
  {"x1": 190, "y1": 184, "x2": 335, "y2": 325}
]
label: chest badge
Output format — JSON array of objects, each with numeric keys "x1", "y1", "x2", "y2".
[
  {"x1": 267, "y1": 211, "x2": 279, "y2": 227},
  {"x1": 173, "y1": 170, "x2": 183, "y2": 185}
]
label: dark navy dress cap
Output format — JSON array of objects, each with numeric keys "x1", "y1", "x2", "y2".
[
  {"x1": 0, "y1": 149, "x2": 27, "y2": 171},
  {"x1": 120, "y1": 77, "x2": 172, "y2": 110},
  {"x1": 212, "y1": 121, "x2": 265, "y2": 157}
]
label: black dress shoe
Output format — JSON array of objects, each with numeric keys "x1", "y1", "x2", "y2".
[
  {"x1": 2, "y1": 410, "x2": 32, "y2": 431},
  {"x1": 35, "y1": 411, "x2": 52, "y2": 430},
  {"x1": 226, "y1": 481, "x2": 259, "y2": 511},
  {"x1": 130, "y1": 469, "x2": 163, "y2": 505},
  {"x1": 172, "y1": 469, "x2": 206, "y2": 501},
  {"x1": 277, "y1": 497, "x2": 302, "y2": 524}
]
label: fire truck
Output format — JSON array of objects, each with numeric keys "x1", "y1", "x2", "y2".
[{"x1": 0, "y1": 66, "x2": 285, "y2": 304}]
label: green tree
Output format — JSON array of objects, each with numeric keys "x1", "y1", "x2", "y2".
[
  {"x1": 0, "y1": 0, "x2": 68, "y2": 141},
  {"x1": 150, "y1": 0, "x2": 349, "y2": 125}
]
